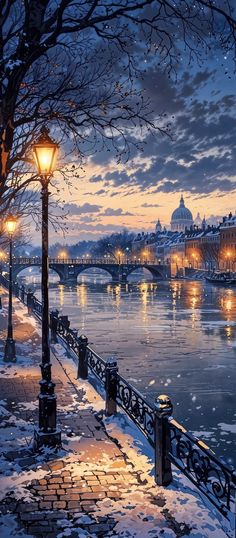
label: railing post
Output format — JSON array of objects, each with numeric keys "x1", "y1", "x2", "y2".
[
  {"x1": 78, "y1": 335, "x2": 88, "y2": 380},
  {"x1": 105, "y1": 357, "x2": 118, "y2": 416},
  {"x1": 27, "y1": 289, "x2": 34, "y2": 314},
  {"x1": 14, "y1": 281, "x2": 19, "y2": 297},
  {"x1": 50, "y1": 309, "x2": 59, "y2": 343},
  {"x1": 154, "y1": 394, "x2": 173, "y2": 486},
  {"x1": 59, "y1": 315, "x2": 70, "y2": 330},
  {"x1": 20, "y1": 285, "x2": 25, "y2": 303}
]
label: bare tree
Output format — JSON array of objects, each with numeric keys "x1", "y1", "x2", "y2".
[
  {"x1": 91, "y1": 229, "x2": 135, "y2": 259},
  {"x1": 0, "y1": 0, "x2": 235, "y2": 215}
]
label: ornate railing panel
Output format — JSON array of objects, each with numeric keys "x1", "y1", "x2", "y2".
[
  {"x1": 169, "y1": 418, "x2": 236, "y2": 519},
  {"x1": 57, "y1": 321, "x2": 80, "y2": 356},
  {"x1": 87, "y1": 346, "x2": 106, "y2": 384},
  {"x1": 116, "y1": 375, "x2": 155, "y2": 446},
  {"x1": 31, "y1": 297, "x2": 42, "y2": 319}
]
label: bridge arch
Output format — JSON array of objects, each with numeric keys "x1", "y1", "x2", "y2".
[
  {"x1": 125, "y1": 264, "x2": 169, "y2": 281},
  {"x1": 12, "y1": 263, "x2": 63, "y2": 282},
  {"x1": 76, "y1": 265, "x2": 114, "y2": 282}
]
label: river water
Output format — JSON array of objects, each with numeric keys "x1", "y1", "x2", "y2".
[{"x1": 19, "y1": 269, "x2": 236, "y2": 466}]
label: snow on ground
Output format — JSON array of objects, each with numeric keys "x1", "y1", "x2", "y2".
[
  {"x1": 0, "y1": 514, "x2": 35, "y2": 538},
  {"x1": 0, "y1": 306, "x2": 234, "y2": 537},
  {"x1": 55, "y1": 347, "x2": 234, "y2": 538}
]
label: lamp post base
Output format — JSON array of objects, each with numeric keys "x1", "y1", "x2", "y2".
[
  {"x1": 4, "y1": 338, "x2": 16, "y2": 362},
  {"x1": 33, "y1": 429, "x2": 61, "y2": 451}
]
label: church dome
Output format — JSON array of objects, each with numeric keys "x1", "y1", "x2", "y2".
[{"x1": 171, "y1": 195, "x2": 193, "y2": 231}]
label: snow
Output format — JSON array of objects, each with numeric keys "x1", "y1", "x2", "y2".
[
  {"x1": 0, "y1": 306, "x2": 234, "y2": 537},
  {"x1": 0, "y1": 514, "x2": 34, "y2": 537}
]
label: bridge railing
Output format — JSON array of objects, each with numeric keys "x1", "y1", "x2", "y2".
[
  {"x1": 0, "y1": 273, "x2": 235, "y2": 527},
  {"x1": 9, "y1": 257, "x2": 156, "y2": 266}
]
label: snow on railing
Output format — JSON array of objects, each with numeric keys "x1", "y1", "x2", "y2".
[{"x1": 0, "y1": 273, "x2": 235, "y2": 527}]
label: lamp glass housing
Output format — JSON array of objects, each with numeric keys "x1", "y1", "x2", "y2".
[
  {"x1": 33, "y1": 144, "x2": 58, "y2": 176},
  {"x1": 5, "y1": 215, "x2": 17, "y2": 235}
]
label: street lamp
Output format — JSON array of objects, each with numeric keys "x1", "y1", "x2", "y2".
[
  {"x1": 4, "y1": 214, "x2": 17, "y2": 362},
  {"x1": 59, "y1": 250, "x2": 67, "y2": 261},
  {"x1": 226, "y1": 251, "x2": 231, "y2": 271},
  {"x1": 32, "y1": 127, "x2": 61, "y2": 449},
  {"x1": 142, "y1": 250, "x2": 148, "y2": 263}
]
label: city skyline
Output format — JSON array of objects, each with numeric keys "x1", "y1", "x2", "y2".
[{"x1": 29, "y1": 54, "x2": 235, "y2": 245}]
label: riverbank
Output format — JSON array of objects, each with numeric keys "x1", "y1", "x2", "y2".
[{"x1": 0, "y1": 286, "x2": 232, "y2": 537}]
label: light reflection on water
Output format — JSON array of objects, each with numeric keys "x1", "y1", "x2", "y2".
[{"x1": 19, "y1": 269, "x2": 236, "y2": 465}]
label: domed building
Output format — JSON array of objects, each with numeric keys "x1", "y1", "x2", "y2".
[{"x1": 171, "y1": 195, "x2": 193, "y2": 232}]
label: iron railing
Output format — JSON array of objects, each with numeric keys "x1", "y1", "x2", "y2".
[
  {"x1": 0, "y1": 273, "x2": 235, "y2": 525},
  {"x1": 169, "y1": 419, "x2": 236, "y2": 518},
  {"x1": 8, "y1": 257, "x2": 155, "y2": 266},
  {"x1": 116, "y1": 374, "x2": 154, "y2": 446}
]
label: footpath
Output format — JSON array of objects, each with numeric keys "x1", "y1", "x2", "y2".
[{"x1": 0, "y1": 285, "x2": 231, "y2": 538}]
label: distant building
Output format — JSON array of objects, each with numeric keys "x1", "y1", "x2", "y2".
[
  {"x1": 155, "y1": 219, "x2": 162, "y2": 233},
  {"x1": 219, "y1": 213, "x2": 236, "y2": 270},
  {"x1": 131, "y1": 196, "x2": 232, "y2": 270},
  {"x1": 171, "y1": 195, "x2": 193, "y2": 232},
  {"x1": 185, "y1": 226, "x2": 220, "y2": 270},
  {"x1": 194, "y1": 212, "x2": 202, "y2": 227}
]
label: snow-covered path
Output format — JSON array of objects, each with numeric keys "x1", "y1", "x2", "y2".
[{"x1": 0, "y1": 287, "x2": 233, "y2": 537}]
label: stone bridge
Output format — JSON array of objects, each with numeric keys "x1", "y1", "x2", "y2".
[{"x1": 9, "y1": 257, "x2": 170, "y2": 284}]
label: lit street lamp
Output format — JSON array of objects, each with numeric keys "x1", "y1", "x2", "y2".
[
  {"x1": 4, "y1": 214, "x2": 17, "y2": 362},
  {"x1": 117, "y1": 250, "x2": 122, "y2": 264},
  {"x1": 32, "y1": 127, "x2": 61, "y2": 449},
  {"x1": 226, "y1": 251, "x2": 231, "y2": 271},
  {"x1": 59, "y1": 250, "x2": 67, "y2": 261}
]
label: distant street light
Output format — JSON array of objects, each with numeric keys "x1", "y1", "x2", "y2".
[
  {"x1": 32, "y1": 126, "x2": 61, "y2": 450},
  {"x1": 59, "y1": 250, "x2": 67, "y2": 260},
  {"x1": 117, "y1": 250, "x2": 122, "y2": 264},
  {"x1": 226, "y1": 251, "x2": 231, "y2": 271},
  {"x1": 4, "y1": 214, "x2": 17, "y2": 362},
  {"x1": 142, "y1": 250, "x2": 148, "y2": 263}
]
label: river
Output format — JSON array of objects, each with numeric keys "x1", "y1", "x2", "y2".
[{"x1": 19, "y1": 269, "x2": 236, "y2": 466}]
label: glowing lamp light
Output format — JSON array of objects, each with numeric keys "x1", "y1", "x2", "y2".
[
  {"x1": 32, "y1": 127, "x2": 58, "y2": 176},
  {"x1": 5, "y1": 214, "x2": 17, "y2": 235}
]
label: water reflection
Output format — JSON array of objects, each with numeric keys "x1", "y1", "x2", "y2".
[{"x1": 19, "y1": 270, "x2": 236, "y2": 465}]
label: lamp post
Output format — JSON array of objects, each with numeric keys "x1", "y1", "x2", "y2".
[
  {"x1": 4, "y1": 215, "x2": 17, "y2": 362},
  {"x1": 32, "y1": 127, "x2": 61, "y2": 449}
]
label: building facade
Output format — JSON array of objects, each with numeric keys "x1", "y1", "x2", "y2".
[
  {"x1": 131, "y1": 197, "x2": 235, "y2": 272},
  {"x1": 219, "y1": 213, "x2": 236, "y2": 271}
]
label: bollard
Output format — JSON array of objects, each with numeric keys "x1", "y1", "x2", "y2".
[
  {"x1": 105, "y1": 357, "x2": 118, "y2": 416},
  {"x1": 78, "y1": 335, "x2": 88, "y2": 380},
  {"x1": 0, "y1": 296, "x2": 2, "y2": 310},
  {"x1": 154, "y1": 394, "x2": 173, "y2": 486},
  {"x1": 50, "y1": 310, "x2": 59, "y2": 343}
]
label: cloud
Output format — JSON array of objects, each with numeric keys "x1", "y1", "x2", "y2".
[
  {"x1": 64, "y1": 202, "x2": 102, "y2": 214},
  {"x1": 141, "y1": 203, "x2": 162, "y2": 208},
  {"x1": 102, "y1": 207, "x2": 133, "y2": 216}
]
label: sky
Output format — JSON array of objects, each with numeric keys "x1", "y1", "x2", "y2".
[{"x1": 30, "y1": 16, "x2": 236, "y2": 246}]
